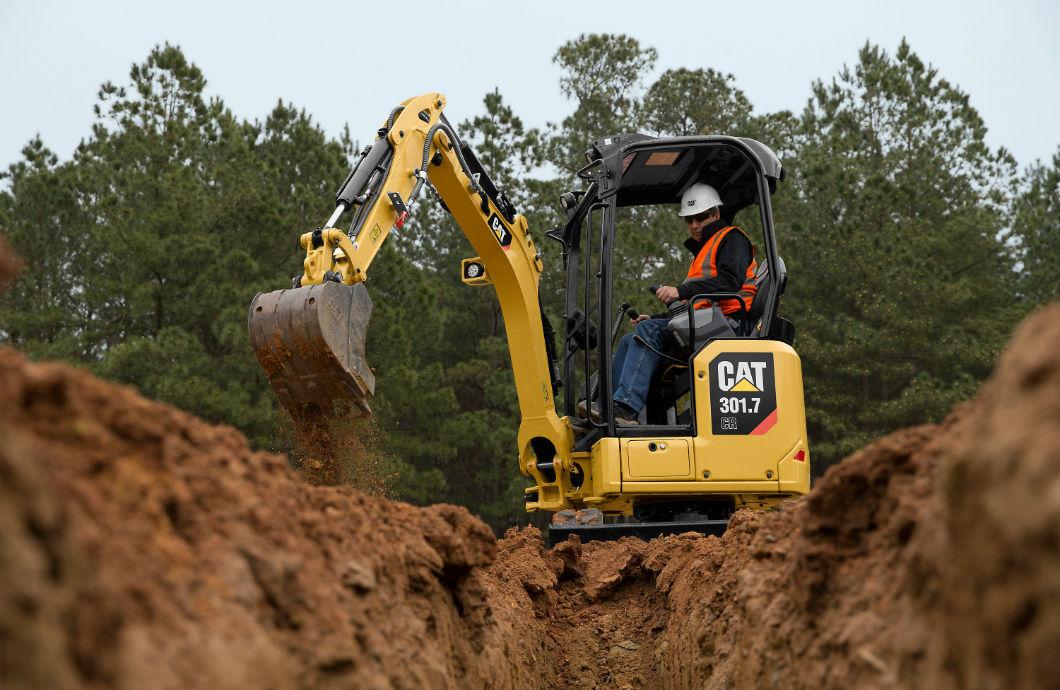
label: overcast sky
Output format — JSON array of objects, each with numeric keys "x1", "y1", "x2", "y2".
[{"x1": 1, "y1": 0, "x2": 1057, "y2": 176}]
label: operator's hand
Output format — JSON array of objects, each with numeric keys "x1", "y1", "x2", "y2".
[
  {"x1": 655, "y1": 285, "x2": 680, "y2": 304},
  {"x1": 630, "y1": 313, "x2": 651, "y2": 325}
]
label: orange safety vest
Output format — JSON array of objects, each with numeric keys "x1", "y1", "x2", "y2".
[{"x1": 684, "y1": 226, "x2": 757, "y2": 315}]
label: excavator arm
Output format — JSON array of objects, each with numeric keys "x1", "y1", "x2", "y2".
[{"x1": 249, "y1": 94, "x2": 574, "y2": 503}]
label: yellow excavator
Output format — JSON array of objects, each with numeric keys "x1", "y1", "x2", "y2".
[{"x1": 249, "y1": 93, "x2": 811, "y2": 544}]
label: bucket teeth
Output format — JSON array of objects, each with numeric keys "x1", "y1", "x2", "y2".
[{"x1": 248, "y1": 281, "x2": 374, "y2": 419}]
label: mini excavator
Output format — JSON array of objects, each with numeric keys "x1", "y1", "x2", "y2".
[{"x1": 249, "y1": 93, "x2": 811, "y2": 545}]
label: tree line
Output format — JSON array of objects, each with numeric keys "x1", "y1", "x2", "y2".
[{"x1": 2, "y1": 37, "x2": 1056, "y2": 533}]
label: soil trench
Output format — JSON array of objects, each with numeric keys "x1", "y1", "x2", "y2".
[{"x1": 1, "y1": 293, "x2": 1057, "y2": 686}]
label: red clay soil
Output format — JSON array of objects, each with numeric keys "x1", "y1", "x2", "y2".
[
  {"x1": 0, "y1": 346, "x2": 570, "y2": 688},
  {"x1": 1, "y1": 220, "x2": 1057, "y2": 690},
  {"x1": 648, "y1": 303, "x2": 1059, "y2": 689}
]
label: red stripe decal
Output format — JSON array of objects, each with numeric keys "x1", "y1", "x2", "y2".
[{"x1": 750, "y1": 409, "x2": 778, "y2": 435}]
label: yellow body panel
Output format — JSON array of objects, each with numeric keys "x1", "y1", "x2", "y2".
[
  {"x1": 590, "y1": 438, "x2": 621, "y2": 496},
  {"x1": 625, "y1": 440, "x2": 692, "y2": 479},
  {"x1": 689, "y1": 339, "x2": 807, "y2": 482}
]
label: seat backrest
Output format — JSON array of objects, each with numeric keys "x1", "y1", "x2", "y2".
[{"x1": 746, "y1": 255, "x2": 784, "y2": 323}]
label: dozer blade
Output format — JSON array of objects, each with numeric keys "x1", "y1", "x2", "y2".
[
  {"x1": 248, "y1": 281, "x2": 375, "y2": 418},
  {"x1": 547, "y1": 516, "x2": 729, "y2": 547}
]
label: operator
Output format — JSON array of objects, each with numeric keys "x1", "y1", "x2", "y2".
[{"x1": 608, "y1": 182, "x2": 757, "y2": 425}]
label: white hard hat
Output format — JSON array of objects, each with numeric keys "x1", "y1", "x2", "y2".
[{"x1": 679, "y1": 183, "x2": 723, "y2": 217}]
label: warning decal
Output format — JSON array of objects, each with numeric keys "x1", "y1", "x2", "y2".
[{"x1": 709, "y1": 352, "x2": 778, "y2": 435}]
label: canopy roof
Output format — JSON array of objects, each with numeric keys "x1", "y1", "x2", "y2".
[{"x1": 587, "y1": 134, "x2": 784, "y2": 222}]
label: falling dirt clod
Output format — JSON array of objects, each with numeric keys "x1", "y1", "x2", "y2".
[{"x1": 1, "y1": 298, "x2": 1057, "y2": 686}]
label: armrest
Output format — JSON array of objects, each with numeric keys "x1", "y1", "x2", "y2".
[
  {"x1": 688, "y1": 292, "x2": 749, "y2": 318},
  {"x1": 686, "y1": 292, "x2": 749, "y2": 349}
]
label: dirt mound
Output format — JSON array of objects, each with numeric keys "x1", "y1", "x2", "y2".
[
  {"x1": 0, "y1": 348, "x2": 551, "y2": 688},
  {"x1": 1, "y1": 255, "x2": 1056, "y2": 689}
]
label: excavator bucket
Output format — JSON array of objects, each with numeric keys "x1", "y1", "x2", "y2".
[{"x1": 248, "y1": 281, "x2": 375, "y2": 418}]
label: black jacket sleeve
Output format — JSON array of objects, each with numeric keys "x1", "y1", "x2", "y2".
[{"x1": 676, "y1": 231, "x2": 753, "y2": 301}]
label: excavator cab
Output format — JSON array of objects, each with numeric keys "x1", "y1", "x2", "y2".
[
  {"x1": 553, "y1": 134, "x2": 791, "y2": 431},
  {"x1": 545, "y1": 134, "x2": 810, "y2": 542}
]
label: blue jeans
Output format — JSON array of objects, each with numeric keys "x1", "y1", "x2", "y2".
[{"x1": 612, "y1": 317, "x2": 672, "y2": 414}]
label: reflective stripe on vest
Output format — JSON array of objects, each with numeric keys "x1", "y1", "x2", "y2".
[{"x1": 684, "y1": 226, "x2": 757, "y2": 315}]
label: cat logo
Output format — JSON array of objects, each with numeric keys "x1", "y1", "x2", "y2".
[
  {"x1": 716, "y1": 360, "x2": 768, "y2": 392},
  {"x1": 708, "y1": 353, "x2": 777, "y2": 436},
  {"x1": 488, "y1": 213, "x2": 513, "y2": 248}
]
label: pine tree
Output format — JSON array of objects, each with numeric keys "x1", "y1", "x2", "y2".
[
  {"x1": 0, "y1": 44, "x2": 352, "y2": 448},
  {"x1": 642, "y1": 67, "x2": 753, "y2": 137},
  {"x1": 782, "y1": 40, "x2": 1021, "y2": 472},
  {"x1": 547, "y1": 33, "x2": 658, "y2": 173},
  {"x1": 1010, "y1": 148, "x2": 1060, "y2": 305}
]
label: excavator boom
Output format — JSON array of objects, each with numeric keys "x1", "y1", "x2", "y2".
[{"x1": 248, "y1": 94, "x2": 571, "y2": 491}]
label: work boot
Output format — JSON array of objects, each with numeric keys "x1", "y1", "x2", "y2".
[
  {"x1": 614, "y1": 403, "x2": 640, "y2": 426},
  {"x1": 577, "y1": 400, "x2": 600, "y2": 421}
]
